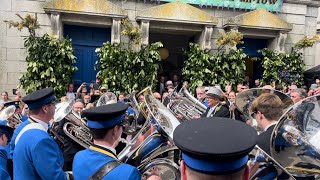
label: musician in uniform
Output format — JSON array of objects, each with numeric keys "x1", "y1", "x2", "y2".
[
  {"x1": 173, "y1": 117, "x2": 257, "y2": 179},
  {"x1": 201, "y1": 87, "x2": 230, "y2": 118},
  {"x1": 72, "y1": 103, "x2": 141, "y2": 179},
  {"x1": 250, "y1": 93, "x2": 283, "y2": 155},
  {"x1": 0, "y1": 120, "x2": 14, "y2": 180},
  {"x1": 13, "y1": 87, "x2": 71, "y2": 180},
  {"x1": 59, "y1": 99, "x2": 85, "y2": 171}
]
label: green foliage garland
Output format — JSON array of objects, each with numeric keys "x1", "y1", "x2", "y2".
[
  {"x1": 5, "y1": 14, "x2": 77, "y2": 98},
  {"x1": 96, "y1": 42, "x2": 162, "y2": 93}
]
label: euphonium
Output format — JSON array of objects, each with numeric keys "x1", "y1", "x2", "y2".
[
  {"x1": 0, "y1": 105, "x2": 22, "y2": 128},
  {"x1": 167, "y1": 84, "x2": 206, "y2": 121},
  {"x1": 63, "y1": 111, "x2": 93, "y2": 148},
  {"x1": 53, "y1": 101, "x2": 92, "y2": 148}
]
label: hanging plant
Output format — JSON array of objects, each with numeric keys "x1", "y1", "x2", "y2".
[{"x1": 4, "y1": 14, "x2": 77, "y2": 98}]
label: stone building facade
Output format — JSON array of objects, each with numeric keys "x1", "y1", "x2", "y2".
[{"x1": 0, "y1": 0, "x2": 319, "y2": 95}]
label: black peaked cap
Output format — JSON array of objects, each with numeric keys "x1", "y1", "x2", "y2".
[
  {"x1": 173, "y1": 117, "x2": 258, "y2": 161},
  {"x1": 82, "y1": 103, "x2": 129, "y2": 121},
  {"x1": 22, "y1": 87, "x2": 54, "y2": 104}
]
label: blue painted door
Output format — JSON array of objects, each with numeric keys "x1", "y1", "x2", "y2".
[
  {"x1": 238, "y1": 38, "x2": 268, "y2": 81},
  {"x1": 64, "y1": 25, "x2": 111, "y2": 87}
]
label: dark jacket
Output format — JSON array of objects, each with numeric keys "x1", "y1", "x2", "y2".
[
  {"x1": 201, "y1": 104, "x2": 230, "y2": 118},
  {"x1": 257, "y1": 124, "x2": 276, "y2": 155}
]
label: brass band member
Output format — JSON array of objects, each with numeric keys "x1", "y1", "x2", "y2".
[
  {"x1": 72, "y1": 104, "x2": 140, "y2": 179},
  {"x1": 250, "y1": 93, "x2": 283, "y2": 155},
  {"x1": 173, "y1": 117, "x2": 257, "y2": 179}
]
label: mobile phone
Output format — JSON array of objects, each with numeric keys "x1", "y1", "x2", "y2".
[{"x1": 12, "y1": 89, "x2": 17, "y2": 95}]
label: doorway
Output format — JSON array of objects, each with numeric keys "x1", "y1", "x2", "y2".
[
  {"x1": 239, "y1": 38, "x2": 268, "y2": 84},
  {"x1": 149, "y1": 32, "x2": 196, "y2": 81},
  {"x1": 64, "y1": 25, "x2": 111, "y2": 88}
]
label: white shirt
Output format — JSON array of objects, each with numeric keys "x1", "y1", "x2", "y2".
[
  {"x1": 206, "y1": 103, "x2": 219, "y2": 117},
  {"x1": 30, "y1": 116, "x2": 49, "y2": 131},
  {"x1": 95, "y1": 143, "x2": 117, "y2": 155},
  {"x1": 264, "y1": 122, "x2": 278, "y2": 132},
  {"x1": 66, "y1": 92, "x2": 76, "y2": 101}
]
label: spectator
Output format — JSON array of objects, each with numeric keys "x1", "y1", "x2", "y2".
[
  {"x1": 290, "y1": 88, "x2": 307, "y2": 104},
  {"x1": 308, "y1": 84, "x2": 318, "y2": 96},
  {"x1": 153, "y1": 92, "x2": 161, "y2": 101},
  {"x1": 287, "y1": 84, "x2": 298, "y2": 95},
  {"x1": 66, "y1": 83, "x2": 76, "y2": 101},
  {"x1": 196, "y1": 87, "x2": 208, "y2": 107},
  {"x1": 0, "y1": 92, "x2": 10, "y2": 106},
  {"x1": 166, "y1": 80, "x2": 174, "y2": 90},
  {"x1": 60, "y1": 96, "x2": 69, "y2": 102},
  {"x1": 83, "y1": 95, "x2": 91, "y2": 107},
  {"x1": 172, "y1": 74, "x2": 179, "y2": 87},
  {"x1": 76, "y1": 83, "x2": 88, "y2": 101},
  {"x1": 236, "y1": 83, "x2": 243, "y2": 94},
  {"x1": 254, "y1": 79, "x2": 261, "y2": 88},
  {"x1": 201, "y1": 87, "x2": 230, "y2": 118},
  {"x1": 158, "y1": 76, "x2": 166, "y2": 95},
  {"x1": 118, "y1": 92, "x2": 125, "y2": 101}
]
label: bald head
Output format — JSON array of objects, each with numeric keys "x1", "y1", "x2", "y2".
[{"x1": 153, "y1": 92, "x2": 161, "y2": 100}]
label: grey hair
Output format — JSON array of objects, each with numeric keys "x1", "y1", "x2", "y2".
[{"x1": 291, "y1": 88, "x2": 307, "y2": 98}]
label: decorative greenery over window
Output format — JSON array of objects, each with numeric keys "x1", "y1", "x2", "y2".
[
  {"x1": 182, "y1": 31, "x2": 247, "y2": 92},
  {"x1": 4, "y1": 14, "x2": 77, "y2": 98},
  {"x1": 258, "y1": 35, "x2": 319, "y2": 86},
  {"x1": 96, "y1": 19, "x2": 162, "y2": 93}
]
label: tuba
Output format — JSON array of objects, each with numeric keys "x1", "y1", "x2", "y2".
[
  {"x1": 118, "y1": 92, "x2": 181, "y2": 179},
  {"x1": 270, "y1": 95, "x2": 320, "y2": 179},
  {"x1": 138, "y1": 94, "x2": 181, "y2": 179},
  {"x1": 167, "y1": 83, "x2": 206, "y2": 121},
  {"x1": 0, "y1": 105, "x2": 22, "y2": 128}
]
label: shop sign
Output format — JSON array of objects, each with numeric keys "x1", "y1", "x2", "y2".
[{"x1": 162, "y1": 0, "x2": 283, "y2": 12}]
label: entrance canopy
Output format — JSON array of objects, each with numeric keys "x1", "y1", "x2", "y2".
[
  {"x1": 136, "y1": 1, "x2": 218, "y2": 25},
  {"x1": 44, "y1": 0, "x2": 127, "y2": 18},
  {"x1": 223, "y1": 8, "x2": 292, "y2": 31}
]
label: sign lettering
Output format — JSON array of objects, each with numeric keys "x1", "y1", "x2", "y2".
[{"x1": 161, "y1": 0, "x2": 283, "y2": 12}]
